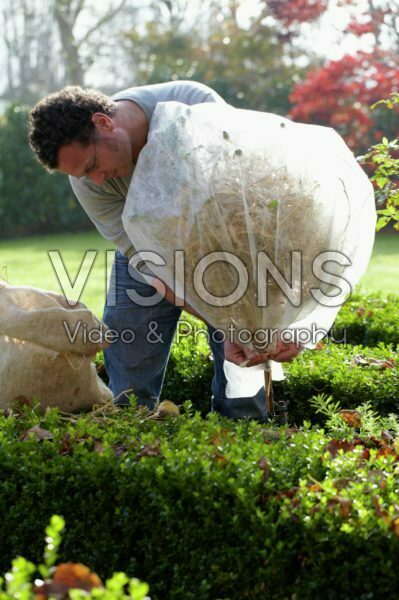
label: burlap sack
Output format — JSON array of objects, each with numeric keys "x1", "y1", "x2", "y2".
[{"x1": 0, "y1": 282, "x2": 112, "y2": 412}]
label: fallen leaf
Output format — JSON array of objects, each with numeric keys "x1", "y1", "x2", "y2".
[
  {"x1": 367, "y1": 435, "x2": 384, "y2": 448},
  {"x1": 375, "y1": 446, "x2": 397, "y2": 460},
  {"x1": 53, "y1": 563, "x2": 102, "y2": 589},
  {"x1": 58, "y1": 433, "x2": 73, "y2": 456},
  {"x1": 308, "y1": 483, "x2": 323, "y2": 492},
  {"x1": 273, "y1": 487, "x2": 300, "y2": 501},
  {"x1": 209, "y1": 429, "x2": 234, "y2": 447},
  {"x1": 339, "y1": 498, "x2": 352, "y2": 518},
  {"x1": 324, "y1": 438, "x2": 370, "y2": 460},
  {"x1": 34, "y1": 563, "x2": 102, "y2": 599},
  {"x1": 339, "y1": 410, "x2": 362, "y2": 428},
  {"x1": 21, "y1": 426, "x2": 53, "y2": 442},
  {"x1": 327, "y1": 496, "x2": 351, "y2": 518},
  {"x1": 285, "y1": 426, "x2": 300, "y2": 437},
  {"x1": 213, "y1": 453, "x2": 228, "y2": 468},
  {"x1": 333, "y1": 478, "x2": 353, "y2": 490},
  {"x1": 360, "y1": 447, "x2": 371, "y2": 460},
  {"x1": 93, "y1": 439, "x2": 104, "y2": 453},
  {"x1": 113, "y1": 444, "x2": 127, "y2": 457},
  {"x1": 381, "y1": 430, "x2": 394, "y2": 444},
  {"x1": 372, "y1": 496, "x2": 389, "y2": 521},
  {"x1": 13, "y1": 396, "x2": 32, "y2": 413},
  {"x1": 258, "y1": 456, "x2": 270, "y2": 482},
  {"x1": 137, "y1": 439, "x2": 162, "y2": 461},
  {"x1": 391, "y1": 516, "x2": 399, "y2": 537},
  {"x1": 210, "y1": 434, "x2": 222, "y2": 447},
  {"x1": 324, "y1": 439, "x2": 357, "y2": 457},
  {"x1": 351, "y1": 355, "x2": 396, "y2": 370}
]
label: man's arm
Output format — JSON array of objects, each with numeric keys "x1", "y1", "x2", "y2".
[{"x1": 69, "y1": 176, "x2": 135, "y2": 256}]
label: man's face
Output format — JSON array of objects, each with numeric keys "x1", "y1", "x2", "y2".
[
  {"x1": 57, "y1": 135, "x2": 134, "y2": 184},
  {"x1": 57, "y1": 113, "x2": 136, "y2": 184}
]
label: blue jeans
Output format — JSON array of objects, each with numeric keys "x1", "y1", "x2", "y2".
[{"x1": 103, "y1": 252, "x2": 266, "y2": 419}]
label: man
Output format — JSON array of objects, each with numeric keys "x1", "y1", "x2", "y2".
[{"x1": 29, "y1": 80, "x2": 301, "y2": 420}]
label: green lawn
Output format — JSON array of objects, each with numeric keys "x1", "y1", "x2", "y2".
[
  {"x1": 0, "y1": 231, "x2": 112, "y2": 317},
  {"x1": 359, "y1": 232, "x2": 399, "y2": 295},
  {"x1": 0, "y1": 230, "x2": 398, "y2": 317}
]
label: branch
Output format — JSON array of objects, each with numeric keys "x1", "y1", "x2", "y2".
[
  {"x1": 78, "y1": 0, "x2": 128, "y2": 46},
  {"x1": 72, "y1": 0, "x2": 85, "y2": 22},
  {"x1": 54, "y1": 0, "x2": 74, "y2": 30}
]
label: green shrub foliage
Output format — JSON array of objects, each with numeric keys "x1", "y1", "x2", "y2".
[
  {"x1": 161, "y1": 314, "x2": 213, "y2": 415},
  {"x1": 156, "y1": 295, "x2": 399, "y2": 419},
  {"x1": 2, "y1": 405, "x2": 399, "y2": 598},
  {"x1": 275, "y1": 342, "x2": 399, "y2": 424},
  {"x1": 0, "y1": 104, "x2": 91, "y2": 238},
  {"x1": 332, "y1": 291, "x2": 399, "y2": 347}
]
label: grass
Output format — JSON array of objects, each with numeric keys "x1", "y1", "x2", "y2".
[
  {"x1": 359, "y1": 231, "x2": 399, "y2": 295},
  {"x1": 0, "y1": 229, "x2": 398, "y2": 317},
  {"x1": 0, "y1": 231, "x2": 112, "y2": 317}
]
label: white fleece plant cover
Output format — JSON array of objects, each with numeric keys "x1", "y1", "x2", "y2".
[{"x1": 122, "y1": 102, "x2": 375, "y2": 390}]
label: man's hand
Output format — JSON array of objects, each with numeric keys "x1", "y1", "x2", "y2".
[{"x1": 224, "y1": 338, "x2": 303, "y2": 367}]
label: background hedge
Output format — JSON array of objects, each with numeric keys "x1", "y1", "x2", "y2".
[{"x1": 0, "y1": 105, "x2": 91, "y2": 238}]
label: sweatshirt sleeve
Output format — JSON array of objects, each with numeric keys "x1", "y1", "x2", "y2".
[{"x1": 69, "y1": 176, "x2": 136, "y2": 257}]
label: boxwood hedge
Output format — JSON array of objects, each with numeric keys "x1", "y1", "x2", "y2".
[
  {"x1": 161, "y1": 339, "x2": 399, "y2": 424},
  {"x1": 95, "y1": 292, "x2": 399, "y2": 419},
  {"x1": 275, "y1": 342, "x2": 399, "y2": 424},
  {"x1": 2, "y1": 405, "x2": 399, "y2": 598},
  {"x1": 332, "y1": 291, "x2": 399, "y2": 347}
]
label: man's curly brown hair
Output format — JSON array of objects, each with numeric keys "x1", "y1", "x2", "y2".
[{"x1": 29, "y1": 86, "x2": 117, "y2": 171}]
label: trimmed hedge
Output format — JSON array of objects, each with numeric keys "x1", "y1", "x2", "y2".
[
  {"x1": 275, "y1": 342, "x2": 399, "y2": 424},
  {"x1": 161, "y1": 315, "x2": 213, "y2": 415},
  {"x1": 158, "y1": 294, "x2": 399, "y2": 420},
  {"x1": 162, "y1": 340, "x2": 399, "y2": 423},
  {"x1": 2, "y1": 405, "x2": 399, "y2": 598},
  {"x1": 332, "y1": 291, "x2": 399, "y2": 347}
]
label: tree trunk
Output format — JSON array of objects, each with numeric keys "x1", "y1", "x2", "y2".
[{"x1": 54, "y1": 0, "x2": 85, "y2": 86}]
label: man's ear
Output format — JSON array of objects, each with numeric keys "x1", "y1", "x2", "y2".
[{"x1": 91, "y1": 112, "x2": 115, "y2": 132}]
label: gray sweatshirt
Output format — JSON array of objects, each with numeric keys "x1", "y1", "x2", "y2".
[{"x1": 70, "y1": 80, "x2": 226, "y2": 257}]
